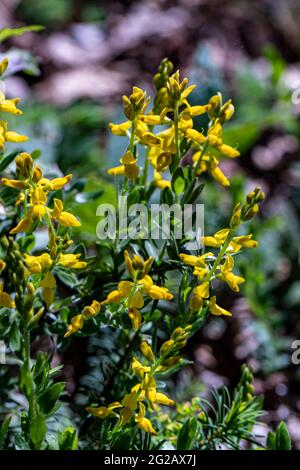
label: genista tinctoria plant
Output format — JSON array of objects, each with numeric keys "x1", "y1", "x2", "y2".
[{"x1": 0, "y1": 50, "x2": 291, "y2": 451}]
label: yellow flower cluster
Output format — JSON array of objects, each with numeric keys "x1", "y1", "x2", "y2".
[
  {"x1": 0, "y1": 58, "x2": 28, "y2": 149},
  {"x1": 0, "y1": 58, "x2": 86, "y2": 309},
  {"x1": 64, "y1": 249, "x2": 173, "y2": 336},
  {"x1": 87, "y1": 328, "x2": 190, "y2": 435},
  {"x1": 101, "y1": 250, "x2": 173, "y2": 330},
  {"x1": 180, "y1": 188, "x2": 265, "y2": 316},
  {"x1": 2, "y1": 152, "x2": 79, "y2": 234},
  {"x1": 108, "y1": 70, "x2": 240, "y2": 189}
]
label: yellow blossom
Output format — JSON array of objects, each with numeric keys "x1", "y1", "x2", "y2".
[
  {"x1": 86, "y1": 401, "x2": 122, "y2": 418},
  {"x1": 202, "y1": 228, "x2": 230, "y2": 248},
  {"x1": 64, "y1": 314, "x2": 84, "y2": 337},
  {"x1": 0, "y1": 120, "x2": 28, "y2": 148},
  {"x1": 209, "y1": 296, "x2": 232, "y2": 317},
  {"x1": 0, "y1": 260, "x2": 6, "y2": 273},
  {"x1": 58, "y1": 253, "x2": 86, "y2": 269},
  {"x1": 140, "y1": 341, "x2": 155, "y2": 362},
  {"x1": 128, "y1": 307, "x2": 142, "y2": 330},
  {"x1": 82, "y1": 300, "x2": 101, "y2": 319},
  {"x1": 24, "y1": 253, "x2": 53, "y2": 273},
  {"x1": 217, "y1": 254, "x2": 245, "y2": 292},
  {"x1": 190, "y1": 282, "x2": 210, "y2": 311},
  {"x1": 0, "y1": 90, "x2": 22, "y2": 115},
  {"x1": 132, "y1": 357, "x2": 151, "y2": 378},
  {"x1": 0, "y1": 283, "x2": 15, "y2": 308},
  {"x1": 51, "y1": 198, "x2": 81, "y2": 227},
  {"x1": 135, "y1": 402, "x2": 157, "y2": 435}
]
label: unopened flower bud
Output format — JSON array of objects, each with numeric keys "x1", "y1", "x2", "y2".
[
  {"x1": 16, "y1": 153, "x2": 33, "y2": 178},
  {"x1": 140, "y1": 341, "x2": 155, "y2": 362},
  {"x1": 160, "y1": 339, "x2": 175, "y2": 355}
]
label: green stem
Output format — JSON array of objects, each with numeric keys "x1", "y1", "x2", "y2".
[
  {"x1": 192, "y1": 139, "x2": 209, "y2": 178},
  {"x1": 174, "y1": 103, "x2": 180, "y2": 167},
  {"x1": 203, "y1": 229, "x2": 235, "y2": 283},
  {"x1": 142, "y1": 146, "x2": 150, "y2": 188},
  {"x1": 129, "y1": 118, "x2": 136, "y2": 154}
]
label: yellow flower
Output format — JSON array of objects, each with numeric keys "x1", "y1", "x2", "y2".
[
  {"x1": 46, "y1": 174, "x2": 72, "y2": 190},
  {"x1": 147, "y1": 284, "x2": 173, "y2": 300},
  {"x1": 101, "y1": 289, "x2": 123, "y2": 305},
  {"x1": 108, "y1": 150, "x2": 140, "y2": 181},
  {"x1": 128, "y1": 307, "x2": 142, "y2": 330},
  {"x1": 229, "y1": 234, "x2": 258, "y2": 253},
  {"x1": 65, "y1": 300, "x2": 100, "y2": 336},
  {"x1": 58, "y1": 253, "x2": 86, "y2": 269},
  {"x1": 218, "y1": 143, "x2": 240, "y2": 158},
  {"x1": 109, "y1": 121, "x2": 131, "y2": 136},
  {"x1": 124, "y1": 250, "x2": 153, "y2": 280},
  {"x1": 107, "y1": 165, "x2": 125, "y2": 176},
  {"x1": 0, "y1": 58, "x2": 8, "y2": 76},
  {"x1": 135, "y1": 402, "x2": 157, "y2": 435},
  {"x1": 51, "y1": 198, "x2": 81, "y2": 227},
  {"x1": 186, "y1": 128, "x2": 206, "y2": 144},
  {"x1": 0, "y1": 120, "x2": 28, "y2": 148},
  {"x1": 140, "y1": 341, "x2": 155, "y2": 362},
  {"x1": 154, "y1": 392, "x2": 175, "y2": 406},
  {"x1": 209, "y1": 296, "x2": 232, "y2": 317},
  {"x1": 217, "y1": 254, "x2": 245, "y2": 292},
  {"x1": 142, "y1": 374, "x2": 157, "y2": 406},
  {"x1": 86, "y1": 401, "x2": 122, "y2": 418},
  {"x1": 120, "y1": 391, "x2": 141, "y2": 424},
  {"x1": 0, "y1": 283, "x2": 15, "y2": 308},
  {"x1": 179, "y1": 252, "x2": 213, "y2": 268},
  {"x1": 40, "y1": 271, "x2": 56, "y2": 307},
  {"x1": 0, "y1": 90, "x2": 22, "y2": 115},
  {"x1": 0, "y1": 260, "x2": 6, "y2": 273},
  {"x1": 202, "y1": 228, "x2": 230, "y2": 248},
  {"x1": 154, "y1": 170, "x2": 171, "y2": 189},
  {"x1": 64, "y1": 314, "x2": 84, "y2": 337},
  {"x1": 24, "y1": 253, "x2": 53, "y2": 273},
  {"x1": 190, "y1": 282, "x2": 209, "y2": 311},
  {"x1": 9, "y1": 212, "x2": 33, "y2": 234},
  {"x1": 82, "y1": 300, "x2": 101, "y2": 319},
  {"x1": 132, "y1": 357, "x2": 151, "y2": 378}
]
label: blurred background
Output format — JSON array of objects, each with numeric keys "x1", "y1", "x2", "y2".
[{"x1": 1, "y1": 0, "x2": 300, "y2": 447}]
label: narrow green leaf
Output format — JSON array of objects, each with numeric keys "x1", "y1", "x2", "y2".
[
  {"x1": 0, "y1": 151, "x2": 18, "y2": 172},
  {"x1": 0, "y1": 26, "x2": 44, "y2": 43},
  {"x1": 275, "y1": 421, "x2": 292, "y2": 450},
  {"x1": 0, "y1": 416, "x2": 11, "y2": 449},
  {"x1": 176, "y1": 417, "x2": 199, "y2": 450},
  {"x1": 38, "y1": 382, "x2": 65, "y2": 416}
]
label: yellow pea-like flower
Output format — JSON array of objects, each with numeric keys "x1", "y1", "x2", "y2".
[
  {"x1": 209, "y1": 296, "x2": 232, "y2": 317},
  {"x1": 51, "y1": 198, "x2": 81, "y2": 227}
]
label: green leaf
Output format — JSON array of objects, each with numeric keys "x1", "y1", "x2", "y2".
[
  {"x1": 18, "y1": 234, "x2": 35, "y2": 253},
  {"x1": 275, "y1": 421, "x2": 292, "y2": 450},
  {"x1": 58, "y1": 427, "x2": 78, "y2": 450},
  {"x1": 111, "y1": 428, "x2": 133, "y2": 450},
  {"x1": 176, "y1": 417, "x2": 199, "y2": 450},
  {"x1": 30, "y1": 415, "x2": 47, "y2": 448},
  {"x1": 0, "y1": 151, "x2": 18, "y2": 172},
  {"x1": 56, "y1": 267, "x2": 79, "y2": 288},
  {"x1": 0, "y1": 26, "x2": 44, "y2": 43},
  {"x1": 20, "y1": 363, "x2": 32, "y2": 397},
  {"x1": 9, "y1": 321, "x2": 21, "y2": 352},
  {"x1": 33, "y1": 352, "x2": 48, "y2": 390},
  {"x1": 14, "y1": 432, "x2": 30, "y2": 450},
  {"x1": 0, "y1": 416, "x2": 11, "y2": 449},
  {"x1": 38, "y1": 382, "x2": 65, "y2": 416},
  {"x1": 171, "y1": 167, "x2": 186, "y2": 195},
  {"x1": 266, "y1": 431, "x2": 276, "y2": 450},
  {"x1": 161, "y1": 187, "x2": 175, "y2": 205}
]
